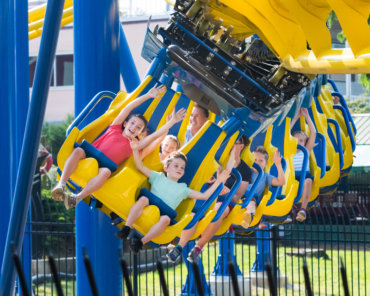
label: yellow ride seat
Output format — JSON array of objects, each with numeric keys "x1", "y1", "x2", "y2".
[{"x1": 309, "y1": 99, "x2": 340, "y2": 193}]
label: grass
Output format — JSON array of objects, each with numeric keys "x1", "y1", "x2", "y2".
[{"x1": 33, "y1": 242, "x2": 369, "y2": 295}]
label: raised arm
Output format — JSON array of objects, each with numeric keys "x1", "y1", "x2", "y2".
[
  {"x1": 188, "y1": 169, "x2": 230, "y2": 200},
  {"x1": 130, "y1": 140, "x2": 151, "y2": 178},
  {"x1": 290, "y1": 108, "x2": 302, "y2": 131},
  {"x1": 138, "y1": 108, "x2": 186, "y2": 150},
  {"x1": 226, "y1": 146, "x2": 236, "y2": 171},
  {"x1": 112, "y1": 84, "x2": 166, "y2": 126},
  {"x1": 271, "y1": 151, "x2": 286, "y2": 187},
  {"x1": 139, "y1": 134, "x2": 165, "y2": 160},
  {"x1": 301, "y1": 108, "x2": 317, "y2": 152}
]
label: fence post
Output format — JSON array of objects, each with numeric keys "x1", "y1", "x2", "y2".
[
  {"x1": 133, "y1": 253, "x2": 138, "y2": 296},
  {"x1": 271, "y1": 225, "x2": 278, "y2": 295},
  {"x1": 181, "y1": 240, "x2": 212, "y2": 295}
]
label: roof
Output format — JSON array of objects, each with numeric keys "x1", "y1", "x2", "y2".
[{"x1": 352, "y1": 113, "x2": 370, "y2": 145}]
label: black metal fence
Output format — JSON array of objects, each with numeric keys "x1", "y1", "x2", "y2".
[{"x1": 25, "y1": 172, "x2": 369, "y2": 295}]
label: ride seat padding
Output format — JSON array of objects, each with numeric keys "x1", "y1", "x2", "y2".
[
  {"x1": 139, "y1": 187, "x2": 177, "y2": 224},
  {"x1": 75, "y1": 140, "x2": 118, "y2": 172}
]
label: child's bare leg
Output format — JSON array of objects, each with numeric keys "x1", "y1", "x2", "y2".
[
  {"x1": 53, "y1": 148, "x2": 87, "y2": 201},
  {"x1": 78, "y1": 168, "x2": 111, "y2": 199},
  {"x1": 60, "y1": 147, "x2": 86, "y2": 182},
  {"x1": 301, "y1": 178, "x2": 312, "y2": 210},
  {"x1": 246, "y1": 200, "x2": 257, "y2": 214},
  {"x1": 241, "y1": 200, "x2": 256, "y2": 228},
  {"x1": 197, "y1": 204, "x2": 230, "y2": 249},
  {"x1": 178, "y1": 222, "x2": 198, "y2": 248},
  {"x1": 126, "y1": 196, "x2": 149, "y2": 227},
  {"x1": 142, "y1": 216, "x2": 171, "y2": 244},
  {"x1": 296, "y1": 178, "x2": 312, "y2": 222}
]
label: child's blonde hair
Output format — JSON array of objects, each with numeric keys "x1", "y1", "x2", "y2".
[
  {"x1": 160, "y1": 135, "x2": 181, "y2": 153},
  {"x1": 255, "y1": 146, "x2": 269, "y2": 162},
  {"x1": 292, "y1": 130, "x2": 308, "y2": 144},
  {"x1": 164, "y1": 151, "x2": 187, "y2": 167}
]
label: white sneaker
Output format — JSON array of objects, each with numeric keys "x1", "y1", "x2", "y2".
[
  {"x1": 51, "y1": 184, "x2": 65, "y2": 201},
  {"x1": 282, "y1": 216, "x2": 293, "y2": 224}
]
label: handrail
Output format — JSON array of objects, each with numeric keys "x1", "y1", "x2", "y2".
[
  {"x1": 241, "y1": 163, "x2": 263, "y2": 209},
  {"x1": 294, "y1": 144, "x2": 309, "y2": 204},
  {"x1": 211, "y1": 168, "x2": 242, "y2": 222},
  {"x1": 327, "y1": 118, "x2": 344, "y2": 170}
]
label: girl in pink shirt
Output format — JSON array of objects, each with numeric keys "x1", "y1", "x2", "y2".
[{"x1": 52, "y1": 84, "x2": 186, "y2": 209}]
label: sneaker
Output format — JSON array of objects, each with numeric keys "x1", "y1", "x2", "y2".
[
  {"x1": 296, "y1": 209, "x2": 307, "y2": 222},
  {"x1": 64, "y1": 193, "x2": 78, "y2": 210},
  {"x1": 241, "y1": 211, "x2": 252, "y2": 229},
  {"x1": 282, "y1": 215, "x2": 293, "y2": 224},
  {"x1": 115, "y1": 226, "x2": 131, "y2": 241},
  {"x1": 166, "y1": 245, "x2": 182, "y2": 263},
  {"x1": 187, "y1": 246, "x2": 202, "y2": 263},
  {"x1": 167, "y1": 243, "x2": 176, "y2": 251},
  {"x1": 51, "y1": 184, "x2": 65, "y2": 201},
  {"x1": 129, "y1": 237, "x2": 143, "y2": 254}
]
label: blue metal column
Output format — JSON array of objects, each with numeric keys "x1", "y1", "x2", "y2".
[
  {"x1": 251, "y1": 227, "x2": 272, "y2": 272},
  {"x1": 74, "y1": 1, "x2": 122, "y2": 295},
  {"x1": 213, "y1": 232, "x2": 242, "y2": 276},
  {"x1": 0, "y1": 1, "x2": 65, "y2": 295},
  {"x1": 181, "y1": 241, "x2": 212, "y2": 296},
  {"x1": 120, "y1": 24, "x2": 140, "y2": 92},
  {"x1": 15, "y1": 0, "x2": 32, "y2": 292},
  {"x1": 0, "y1": 0, "x2": 16, "y2": 274}
]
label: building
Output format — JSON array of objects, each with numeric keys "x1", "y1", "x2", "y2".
[{"x1": 28, "y1": 0, "x2": 171, "y2": 122}]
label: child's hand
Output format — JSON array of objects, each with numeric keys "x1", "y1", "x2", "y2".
[
  {"x1": 272, "y1": 151, "x2": 282, "y2": 165},
  {"x1": 220, "y1": 186, "x2": 230, "y2": 195},
  {"x1": 169, "y1": 108, "x2": 186, "y2": 124},
  {"x1": 130, "y1": 138, "x2": 140, "y2": 151},
  {"x1": 147, "y1": 84, "x2": 167, "y2": 99},
  {"x1": 217, "y1": 169, "x2": 231, "y2": 183},
  {"x1": 300, "y1": 108, "x2": 309, "y2": 118}
]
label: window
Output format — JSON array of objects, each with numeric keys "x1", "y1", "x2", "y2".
[
  {"x1": 56, "y1": 55, "x2": 74, "y2": 86},
  {"x1": 29, "y1": 54, "x2": 73, "y2": 87}
]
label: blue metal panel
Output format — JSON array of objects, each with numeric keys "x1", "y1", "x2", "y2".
[
  {"x1": 0, "y1": 1, "x2": 65, "y2": 294},
  {"x1": 147, "y1": 89, "x2": 175, "y2": 132},
  {"x1": 74, "y1": 0, "x2": 122, "y2": 295},
  {"x1": 0, "y1": 0, "x2": 15, "y2": 275},
  {"x1": 131, "y1": 78, "x2": 159, "y2": 115},
  {"x1": 180, "y1": 123, "x2": 223, "y2": 186},
  {"x1": 168, "y1": 93, "x2": 191, "y2": 136},
  {"x1": 15, "y1": 0, "x2": 31, "y2": 292}
]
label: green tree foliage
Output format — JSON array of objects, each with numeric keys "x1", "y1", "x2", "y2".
[
  {"x1": 347, "y1": 97, "x2": 370, "y2": 113},
  {"x1": 41, "y1": 114, "x2": 74, "y2": 163},
  {"x1": 327, "y1": 12, "x2": 370, "y2": 92}
]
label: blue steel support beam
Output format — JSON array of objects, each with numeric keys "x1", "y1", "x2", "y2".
[
  {"x1": 74, "y1": 1, "x2": 122, "y2": 295},
  {"x1": 0, "y1": 1, "x2": 65, "y2": 295},
  {"x1": 120, "y1": 24, "x2": 140, "y2": 92},
  {"x1": 0, "y1": 0, "x2": 16, "y2": 274},
  {"x1": 15, "y1": 0, "x2": 32, "y2": 291}
]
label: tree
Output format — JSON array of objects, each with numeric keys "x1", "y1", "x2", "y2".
[
  {"x1": 346, "y1": 98, "x2": 370, "y2": 114},
  {"x1": 41, "y1": 114, "x2": 74, "y2": 163},
  {"x1": 327, "y1": 12, "x2": 370, "y2": 92}
]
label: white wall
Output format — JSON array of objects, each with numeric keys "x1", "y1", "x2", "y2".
[{"x1": 29, "y1": 18, "x2": 169, "y2": 122}]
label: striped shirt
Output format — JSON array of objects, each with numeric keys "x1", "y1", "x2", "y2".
[{"x1": 293, "y1": 150, "x2": 309, "y2": 172}]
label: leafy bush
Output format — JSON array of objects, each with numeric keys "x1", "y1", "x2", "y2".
[
  {"x1": 41, "y1": 114, "x2": 74, "y2": 163},
  {"x1": 347, "y1": 97, "x2": 370, "y2": 114}
]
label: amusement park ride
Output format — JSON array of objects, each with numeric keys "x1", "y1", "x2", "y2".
[{"x1": 1, "y1": 0, "x2": 366, "y2": 295}]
